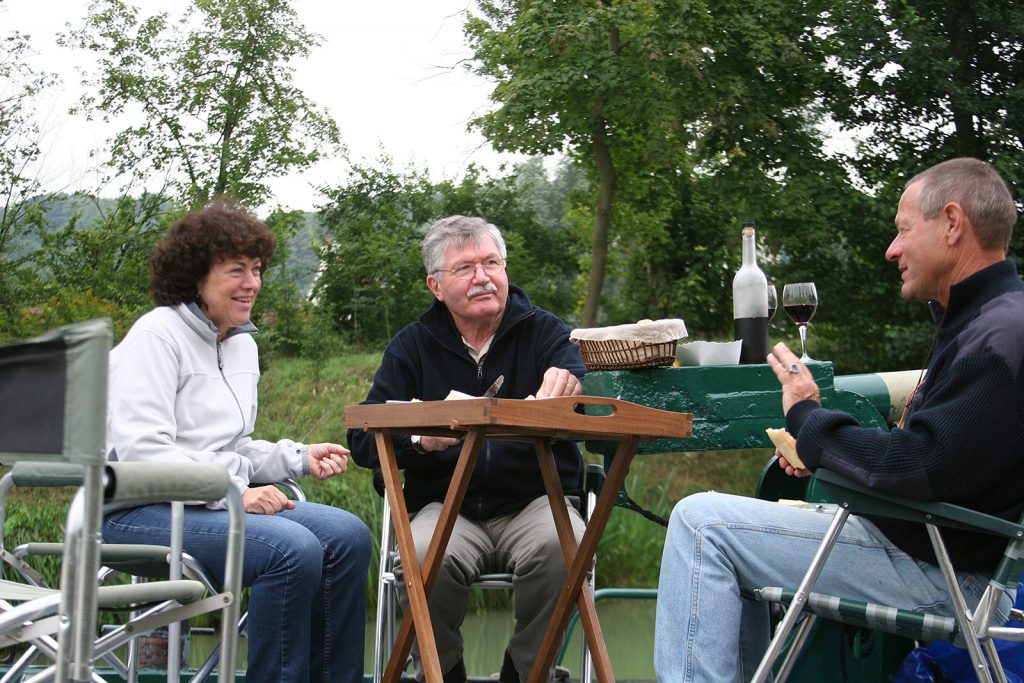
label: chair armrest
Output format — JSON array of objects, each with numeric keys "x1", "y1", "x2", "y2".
[
  {"x1": 104, "y1": 462, "x2": 230, "y2": 505},
  {"x1": 11, "y1": 462, "x2": 85, "y2": 488},
  {"x1": 814, "y1": 468, "x2": 1024, "y2": 540}
]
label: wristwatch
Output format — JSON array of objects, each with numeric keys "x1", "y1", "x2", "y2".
[{"x1": 410, "y1": 434, "x2": 427, "y2": 454}]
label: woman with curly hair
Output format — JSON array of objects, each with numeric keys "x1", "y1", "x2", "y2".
[{"x1": 104, "y1": 200, "x2": 371, "y2": 683}]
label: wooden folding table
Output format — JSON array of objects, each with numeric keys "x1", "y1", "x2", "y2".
[{"x1": 345, "y1": 395, "x2": 691, "y2": 683}]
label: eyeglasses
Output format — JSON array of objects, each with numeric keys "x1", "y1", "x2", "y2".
[{"x1": 434, "y1": 257, "x2": 506, "y2": 280}]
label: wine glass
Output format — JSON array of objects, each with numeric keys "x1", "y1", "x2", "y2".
[
  {"x1": 783, "y1": 282, "x2": 818, "y2": 361},
  {"x1": 767, "y1": 284, "x2": 778, "y2": 321}
]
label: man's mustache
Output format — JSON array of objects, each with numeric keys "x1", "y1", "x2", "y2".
[{"x1": 468, "y1": 283, "x2": 498, "y2": 297}]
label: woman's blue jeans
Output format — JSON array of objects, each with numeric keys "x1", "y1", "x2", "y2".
[
  {"x1": 104, "y1": 500, "x2": 372, "y2": 683},
  {"x1": 654, "y1": 492, "x2": 1012, "y2": 683}
]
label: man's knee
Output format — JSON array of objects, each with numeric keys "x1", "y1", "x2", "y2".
[{"x1": 670, "y1": 491, "x2": 735, "y2": 533}]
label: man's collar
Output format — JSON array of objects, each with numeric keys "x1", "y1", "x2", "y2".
[{"x1": 931, "y1": 259, "x2": 1019, "y2": 324}]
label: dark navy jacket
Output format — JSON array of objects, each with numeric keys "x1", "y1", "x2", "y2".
[
  {"x1": 788, "y1": 259, "x2": 1024, "y2": 571},
  {"x1": 347, "y1": 285, "x2": 587, "y2": 520}
]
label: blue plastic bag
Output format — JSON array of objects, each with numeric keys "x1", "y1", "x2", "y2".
[
  {"x1": 894, "y1": 640, "x2": 1024, "y2": 683},
  {"x1": 894, "y1": 586, "x2": 1024, "y2": 683}
]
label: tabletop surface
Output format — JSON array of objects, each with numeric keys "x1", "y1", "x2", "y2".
[{"x1": 344, "y1": 395, "x2": 691, "y2": 442}]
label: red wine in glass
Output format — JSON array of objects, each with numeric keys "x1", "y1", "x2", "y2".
[
  {"x1": 784, "y1": 303, "x2": 816, "y2": 324},
  {"x1": 782, "y1": 282, "x2": 818, "y2": 360}
]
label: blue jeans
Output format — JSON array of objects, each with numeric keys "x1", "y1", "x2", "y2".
[
  {"x1": 654, "y1": 492, "x2": 1012, "y2": 683},
  {"x1": 104, "y1": 501, "x2": 372, "y2": 683}
]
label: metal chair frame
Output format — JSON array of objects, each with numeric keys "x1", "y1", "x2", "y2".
[
  {"x1": 751, "y1": 467, "x2": 1024, "y2": 683},
  {"x1": 0, "y1": 478, "x2": 304, "y2": 683},
  {"x1": 0, "y1": 319, "x2": 245, "y2": 683}
]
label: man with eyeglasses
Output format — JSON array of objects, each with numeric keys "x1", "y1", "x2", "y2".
[{"x1": 348, "y1": 215, "x2": 586, "y2": 683}]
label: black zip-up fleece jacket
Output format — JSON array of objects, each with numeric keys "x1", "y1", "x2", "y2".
[
  {"x1": 787, "y1": 259, "x2": 1024, "y2": 572},
  {"x1": 347, "y1": 285, "x2": 587, "y2": 520}
]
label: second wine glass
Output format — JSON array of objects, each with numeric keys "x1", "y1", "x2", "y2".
[{"x1": 783, "y1": 282, "x2": 818, "y2": 361}]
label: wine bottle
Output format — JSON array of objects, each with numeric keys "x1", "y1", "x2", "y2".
[{"x1": 733, "y1": 222, "x2": 769, "y2": 364}]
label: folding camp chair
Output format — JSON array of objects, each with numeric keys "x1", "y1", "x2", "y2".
[
  {"x1": 0, "y1": 474, "x2": 304, "y2": 683},
  {"x1": 750, "y1": 466, "x2": 1024, "y2": 683},
  {"x1": 371, "y1": 463, "x2": 604, "y2": 682},
  {"x1": 0, "y1": 319, "x2": 245, "y2": 683}
]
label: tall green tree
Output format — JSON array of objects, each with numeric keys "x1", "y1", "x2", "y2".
[
  {"x1": 62, "y1": 0, "x2": 340, "y2": 208},
  {"x1": 465, "y1": 0, "x2": 840, "y2": 327},
  {"x1": 0, "y1": 29, "x2": 59, "y2": 329},
  {"x1": 314, "y1": 156, "x2": 583, "y2": 347},
  {"x1": 465, "y1": 0, "x2": 701, "y2": 325},
  {"x1": 825, "y1": 0, "x2": 1024, "y2": 196},
  {"x1": 314, "y1": 158, "x2": 439, "y2": 347},
  {"x1": 795, "y1": 0, "x2": 1024, "y2": 372}
]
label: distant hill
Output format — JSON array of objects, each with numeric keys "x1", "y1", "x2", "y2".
[
  {"x1": 8, "y1": 194, "x2": 119, "y2": 258},
  {"x1": 279, "y1": 211, "x2": 326, "y2": 297},
  {"x1": 12, "y1": 193, "x2": 324, "y2": 296}
]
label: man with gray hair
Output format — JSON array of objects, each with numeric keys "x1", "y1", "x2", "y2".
[
  {"x1": 349, "y1": 215, "x2": 586, "y2": 683},
  {"x1": 655, "y1": 157, "x2": 1023, "y2": 682}
]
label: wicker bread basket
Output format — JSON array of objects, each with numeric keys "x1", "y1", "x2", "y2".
[{"x1": 570, "y1": 319, "x2": 687, "y2": 371}]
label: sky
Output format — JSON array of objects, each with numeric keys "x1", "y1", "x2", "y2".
[{"x1": 1, "y1": 0, "x2": 524, "y2": 212}]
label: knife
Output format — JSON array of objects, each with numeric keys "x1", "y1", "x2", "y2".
[{"x1": 482, "y1": 374, "x2": 504, "y2": 398}]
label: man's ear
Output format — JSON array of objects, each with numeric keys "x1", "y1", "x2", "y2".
[
  {"x1": 426, "y1": 274, "x2": 443, "y2": 301},
  {"x1": 942, "y1": 202, "x2": 967, "y2": 246}
]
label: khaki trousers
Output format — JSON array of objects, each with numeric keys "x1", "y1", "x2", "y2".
[{"x1": 396, "y1": 495, "x2": 586, "y2": 679}]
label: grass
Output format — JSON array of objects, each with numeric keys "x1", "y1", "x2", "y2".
[
  {"x1": 2, "y1": 352, "x2": 774, "y2": 608},
  {"x1": 590, "y1": 448, "x2": 772, "y2": 589}
]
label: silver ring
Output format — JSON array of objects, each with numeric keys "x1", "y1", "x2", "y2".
[{"x1": 788, "y1": 363, "x2": 801, "y2": 374}]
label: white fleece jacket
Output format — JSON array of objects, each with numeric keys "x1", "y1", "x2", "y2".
[{"x1": 107, "y1": 304, "x2": 307, "y2": 508}]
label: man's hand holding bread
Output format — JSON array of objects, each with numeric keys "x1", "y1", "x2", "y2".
[{"x1": 766, "y1": 342, "x2": 822, "y2": 477}]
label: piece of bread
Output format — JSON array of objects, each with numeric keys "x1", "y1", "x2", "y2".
[{"x1": 765, "y1": 428, "x2": 807, "y2": 469}]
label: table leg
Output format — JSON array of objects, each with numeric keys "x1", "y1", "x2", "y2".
[
  {"x1": 379, "y1": 429, "x2": 484, "y2": 683},
  {"x1": 375, "y1": 430, "x2": 443, "y2": 683},
  {"x1": 531, "y1": 439, "x2": 615, "y2": 682},
  {"x1": 527, "y1": 437, "x2": 639, "y2": 683}
]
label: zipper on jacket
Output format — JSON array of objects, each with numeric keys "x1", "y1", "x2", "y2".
[
  {"x1": 216, "y1": 340, "x2": 248, "y2": 440},
  {"x1": 477, "y1": 360, "x2": 483, "y2": 382}
]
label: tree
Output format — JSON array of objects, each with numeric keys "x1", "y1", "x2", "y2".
[
  {"x1": 465, "y1": 0, "x2": 841, "y2": 327},
  {"x1": 465, "y1": 0, "x2": 697, "y2": 325},
  {"x1": 62, "y1": 0, "x2": 340, "y2": 208},
  {"x1": 35, "y1": 194, "x2": 168, "y2": 303},
  {"x1": 0, "y1": 29, "x2": 59, "y2": 330},
  {"x1": 787, "y1": 0, "x2": 1024, "y2": 372},
  {"x1": 22, "y1": 193, "x2": 176, "y2": 339},
  {"x1": 314, "y1": 158, "x2": 439, "y2": 347},
  {"x1": 314, "y1": 155, "x2": 584, "y2": 347},
  {"x1": 825, "y1": 0, "x2": 1024, "y2": 196}
]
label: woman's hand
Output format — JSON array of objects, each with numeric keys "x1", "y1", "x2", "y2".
[
  {"x1": 242, "y1": 485, "x2": 295, "y2": 514},
  {"x1": 308, "y1": 443, "x2": 349, "y2": 480}
]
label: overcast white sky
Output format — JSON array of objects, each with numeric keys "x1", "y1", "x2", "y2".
[{"x1": 1, "y1": 0, "x2": 524, "y2": 212}]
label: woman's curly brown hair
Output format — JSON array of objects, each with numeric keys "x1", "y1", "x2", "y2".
[{"x1": 150, "y1": 199, "x2": 275, "y2": 306}]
